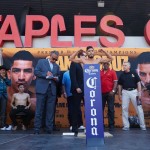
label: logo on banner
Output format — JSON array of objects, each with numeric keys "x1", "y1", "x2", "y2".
[
  {"x1": 85, "y1": 65, "x2": 98, "y2": 75},
  {"x1": 86, "y1": 77, "x2": 97, "y2": 89}
]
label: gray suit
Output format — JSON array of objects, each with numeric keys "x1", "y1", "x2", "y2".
[{"x1": 34, "y1": 59, "x2": 60, "y2": 132}]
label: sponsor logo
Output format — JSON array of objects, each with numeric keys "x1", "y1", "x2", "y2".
[
  {"x1": 85, "y1": 65, "x2": 98, "y2": 75},
  {"x1": 86, "y1": 77, "x2": 97, "y2": 89}
]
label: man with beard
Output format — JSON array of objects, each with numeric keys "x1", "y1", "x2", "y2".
[
  {"x1": 135, "y1": 52, "x2": 150, "y2": 110},
  {"x1": 69, "y1": 46, "x2": 113, "y2": 135},
  {"x1": 69, "y1": 46, "x2": 113, "y2": 64},
  {"x1": 7, "y1": 50, "x2": 36, "y2": 113}
]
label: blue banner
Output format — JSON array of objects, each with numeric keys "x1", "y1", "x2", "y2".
[{"x1": 84, "y1": 64, "x2": 104, "y2": 146}]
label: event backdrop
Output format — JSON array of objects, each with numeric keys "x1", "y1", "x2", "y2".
[{"x1": 1, "y1": 48, "x2": 150, "y2": 128}]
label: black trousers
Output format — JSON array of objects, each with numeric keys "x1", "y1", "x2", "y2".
[
  {"x1": 71, "y1": 93, "x2": 84, "y2": 132},
  {"x1": 67, "y1": 95, "x2": 83, "y2": 127},
  {"x1": 0, "y1": 94, "x2": 7, "y2": 127},
  {"x1": 67, "y1": 96, "x2": 74, "y2": 126},
  {"x1": 102, "y1": 93, "x2": 115, "y2": 128},
  {"x1": 9, "y1": 105, "x2": 32, "y2": 126}
]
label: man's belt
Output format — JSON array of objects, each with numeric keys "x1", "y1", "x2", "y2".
[{"x1": 123, "y1": 88, "x2": 136, "y2": 91}]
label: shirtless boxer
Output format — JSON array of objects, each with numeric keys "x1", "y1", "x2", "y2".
[
  {"x1": 10, "y1": 84, "x2": 32, "y2": 130},
  {"x1": 69, "y1": 46, "x2": 113, "y2": 64}
]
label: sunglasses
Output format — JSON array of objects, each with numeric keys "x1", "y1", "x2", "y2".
[{"x1": 52, "y1": 57, "x2": 58, "y2": 61}]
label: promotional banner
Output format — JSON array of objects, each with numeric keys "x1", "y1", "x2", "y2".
[
  {"x1": 84, "y1": 64, "x2": 104, "y2": 146},
  {"x1": 1, "y1": 47, "x2": 150, "y2": 128}
]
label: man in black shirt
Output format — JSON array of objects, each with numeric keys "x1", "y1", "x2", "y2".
[{"x1": 118, "y1": 61, "x2": 146, "y2": 131}]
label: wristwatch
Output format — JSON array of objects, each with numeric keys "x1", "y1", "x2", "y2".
[{"x1": 112, "y1": 90, "x2": 115, "y2": 93}]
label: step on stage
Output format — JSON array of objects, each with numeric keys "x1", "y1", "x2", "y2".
[{"x1": 0, "y1": 128, "x2": 149, "y2": 150}]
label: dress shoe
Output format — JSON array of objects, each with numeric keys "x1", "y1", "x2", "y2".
[
  {"x1": 74, "y1": 132, "x2": 78, "y2": 137},
  {"x1": 72, "y1": 128, "x2": 78, "y2": 137}
]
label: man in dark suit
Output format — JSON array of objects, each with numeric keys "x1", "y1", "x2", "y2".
[
  {"x1": 34, "y1": 51, "x2": 60, "y2": 134},
  {"x1": 69, "y1": 51, "x2": 86, "y2": 135}
]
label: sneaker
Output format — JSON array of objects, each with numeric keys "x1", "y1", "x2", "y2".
[
  {"x1": 78, "y1": 125, "x2": 85, "y2": 130},
  {"x1": 84, "y1": 129, "x2": 86, "y2": 134},
  {"x1": 122, "y1": 127, "x2": 130, "y2": 131},
  {"x1": 141, "y1": 127, "x2": 146, "y2": 131},
  {"x1": 12, "y1": 126, "x2": 18, "y2": 131},
  {"x1": 0, "y1": 126, "x2": 6, "y2": 130},
  {"x1": 69, "y1": 126, "x2": 72, "y2": 131},
  {"x1": 22, "y1": 125, "x2": 26, "y2": 131},
  {"x1": 5, "y1": 125, "x2": 12, "y2": 131}
]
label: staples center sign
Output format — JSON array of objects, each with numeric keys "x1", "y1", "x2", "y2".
[{"x1": 0, "y1": 14, "x2": 150, "y2": 48}]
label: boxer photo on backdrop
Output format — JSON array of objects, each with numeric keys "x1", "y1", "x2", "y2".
[{"x1": 6, "y1": 50, "x2": 36, "y2": 113}]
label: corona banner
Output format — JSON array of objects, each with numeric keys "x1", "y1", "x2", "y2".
[
  {"x1": 1, "y1": 47, "x2": 150, "y2": 128},
  {"x1": 84, "y1": 64, "x2": 104, "y2": 146}
]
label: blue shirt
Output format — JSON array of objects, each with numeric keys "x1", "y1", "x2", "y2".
[{"x1": 62, "y1": 70, "x2": 72, "y2": 97}]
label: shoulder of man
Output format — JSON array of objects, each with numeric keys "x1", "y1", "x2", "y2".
[
  {"x1": 130, "y1": 70, "x2": 138, "y2": 75},
  {"x1": 118, "y1": 72, "x2": 124, "y2": 79},
  {"x1": 54, "y1": 63, "x2": 60, "y2": 68},
  {"x1": 70, "y1": 62, "x2": 77, "y2": 68},
  {"x1": 37, "y1": 58, "x2": 47, "y2": 64},
  {"x1": 27, "y1": 93, "x2": 30, "y2": 98},
  {"x1": 13, "y1": 93, "x2": 17, "y2": 97},
  {"x1": 109, "y1": 68, "x2": 116, "y2": 72},
  {"x1": 71, "y1": 62, "x2": 78, "y2": 65}
]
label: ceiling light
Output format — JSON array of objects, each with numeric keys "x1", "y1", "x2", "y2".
[{"x1": 97, "y1": 0, "x2": 105, "y2": 7}]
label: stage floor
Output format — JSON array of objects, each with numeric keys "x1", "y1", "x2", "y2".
[{"x1": 0, "y1": 128, "x2": 149, "y2": 150}]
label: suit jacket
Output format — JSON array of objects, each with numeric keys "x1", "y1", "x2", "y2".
[
  {"x1": 70, "y1": 62, "x2": 84, "y2": 95},
  {"x1": 34, "y1": 59, "x2": 60, "y2": 95}
]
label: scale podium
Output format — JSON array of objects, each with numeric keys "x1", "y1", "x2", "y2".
[{"x1": 84, "y1": 64, "x2": 104, "y2": 146}]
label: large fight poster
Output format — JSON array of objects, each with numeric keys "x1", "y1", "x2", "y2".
[{"x1": 1, "y1": 48, "x2": 150, "y2": 128}]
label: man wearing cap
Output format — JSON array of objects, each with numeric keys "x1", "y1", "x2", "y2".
[
  {"x1": 0, "y1": 65, "x2": 11, "y2": 130},
  {"x1": 100, "y1": 62, "x2": 118, "y2": 131}
]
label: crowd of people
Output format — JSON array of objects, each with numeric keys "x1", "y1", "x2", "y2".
[{"x1": 0, "y1": 46, "x2": 148, "y2": 135}]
